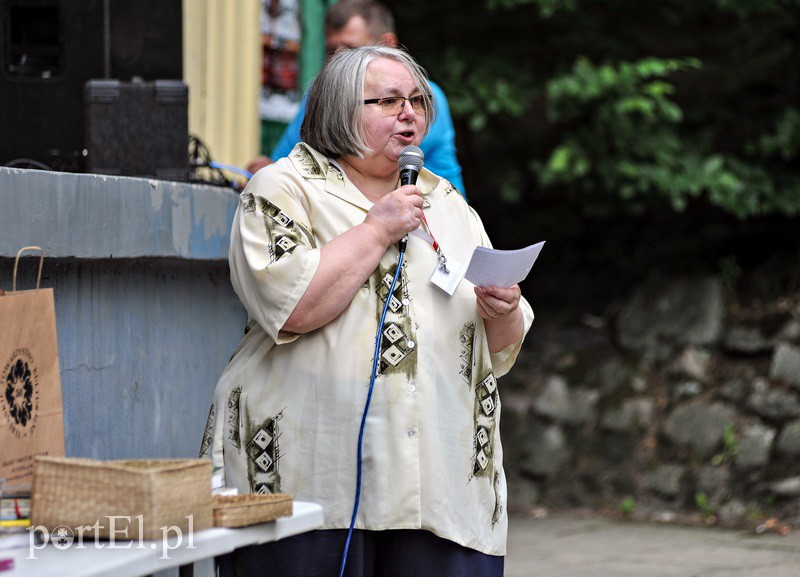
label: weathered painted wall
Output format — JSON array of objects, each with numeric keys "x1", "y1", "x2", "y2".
[
  {"x1": 0, "y1": 168, "x2": 236, "y2": 260},
  {"x1": 1, "y1": 168, "x2": 247, "y2": 460}
]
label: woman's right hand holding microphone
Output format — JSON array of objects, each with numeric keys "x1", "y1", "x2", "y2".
[{"x1": 363, "y1": 185, "x2": 424, "y2": 247}]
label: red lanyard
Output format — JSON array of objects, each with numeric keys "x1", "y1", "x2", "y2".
[
  {"x1": 419, "y1": 213, "x2": 440, "y2": 252},
  {"x1": 412, "y1": 213, "x2": 449, "y2": 273}
]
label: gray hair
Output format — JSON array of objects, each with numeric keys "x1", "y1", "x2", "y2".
[{"x1": 300, "y1": 45, "x2": 436, "y2": 159}]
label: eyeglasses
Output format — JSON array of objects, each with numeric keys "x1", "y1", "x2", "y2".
[{"x1": 363, "y1": 95, "x2": 429, "y2": 115}]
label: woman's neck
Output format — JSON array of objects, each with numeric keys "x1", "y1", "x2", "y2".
[{"x1": 338, "y1": 156, "x2": 399, "y2": 202}]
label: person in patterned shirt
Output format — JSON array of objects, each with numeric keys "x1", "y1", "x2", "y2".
[{"x1": 204, "y1": 45, "x2": 533, "y2": 577}]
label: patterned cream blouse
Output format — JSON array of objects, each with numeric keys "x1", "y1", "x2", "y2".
[{"x1": 200, "y1": 143, "x2": 534, "y2": 556}]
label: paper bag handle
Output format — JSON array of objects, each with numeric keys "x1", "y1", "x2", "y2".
[{"x1": 13, "y1": 246, "x2": 45, "y2": 292}]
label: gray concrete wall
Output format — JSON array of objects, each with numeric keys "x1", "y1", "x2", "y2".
[{"x1": 1, "y1": 168, "x2": 247, "y2": 460}]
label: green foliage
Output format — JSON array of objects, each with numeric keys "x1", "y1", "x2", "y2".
[
  {"x1": 712, "y1": 158, "x2": 800, "y2": 218},
  {"x1": 536, "y1": 56, "x2": 800, "y2": 218},
  {"x1": 749, "y1": 109, "x2": 800, "y2": 162},
  {"x1": 537, "y1": 56, "x2": 716, "y2": 216},
  {"x1": 711, "y1": 423, "x2": 739, "y2": 466},
  {"x1": 544, "y1": 57, "x2": 699, "y2": 121},
  {"x1": 619, "y1": 495, "x2": 636, "y2": 517},
  {"x1": 389, "y1": 0, "x2": 800, "y2": 221},
  {"x1": 695, "y1": 492, "x2": 716, "y2": 520},
  {"x1": 437, "y1": 49, "x2": 535, "y2": 132}
]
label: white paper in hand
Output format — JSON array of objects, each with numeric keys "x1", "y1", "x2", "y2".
[{"x1": 464, "y1": 241, "x2": 545, "y2": 288}]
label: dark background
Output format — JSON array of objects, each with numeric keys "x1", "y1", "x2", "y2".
[{"x1": 386, "y1": 0, "x2": 800, "y2": 313}]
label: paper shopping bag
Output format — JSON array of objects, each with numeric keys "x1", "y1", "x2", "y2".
[{"x1": 0, "y1": 247, "x2": 65, "y2": 487}]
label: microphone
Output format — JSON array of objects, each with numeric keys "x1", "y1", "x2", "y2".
[
  {"x1": 398, "y1": 145, "x2": 424, "y2": 186},
  {"x1": 397, "y1": 146, "x2": 424, "y2": 252}
]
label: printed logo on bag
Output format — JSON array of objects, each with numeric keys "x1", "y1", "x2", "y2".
[{"x1": 1, "y1": 348, "x2": 40, "y2": 438}]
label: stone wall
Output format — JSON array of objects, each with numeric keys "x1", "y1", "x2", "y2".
[{"x1": 502, "y1": 274, "x2": 800, "y2": 529}]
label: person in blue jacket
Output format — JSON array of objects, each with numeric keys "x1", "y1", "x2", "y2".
[{"x1": 248, "y1": 0, "x2": 466, "y2": 196}]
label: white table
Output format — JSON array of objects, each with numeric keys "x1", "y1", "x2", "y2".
[{"x1": 2, "y1": 501, "x2": 323, "y2": 577}]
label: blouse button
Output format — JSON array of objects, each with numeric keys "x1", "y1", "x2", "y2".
[
  {"x1": 407, "y1": 429, "x2": 416, "y2": 439},
  {"x1": 409, "y1": 384, "x2": 416, "y2": 393},
  {"x1": 407, "y1": 340, "x2": 415, "y2": 349}
]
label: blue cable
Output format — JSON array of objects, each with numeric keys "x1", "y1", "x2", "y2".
[
  {"x1": 208, "y1": 161, "x2": 254, "y2": 179},
  {"x1": 338, "y1": 244, "x2": 406, "y2": 577}
]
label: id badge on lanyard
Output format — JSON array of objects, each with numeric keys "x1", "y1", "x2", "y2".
[{"x1": 409, "y1": 214, "x2": 465, "y2": 296}]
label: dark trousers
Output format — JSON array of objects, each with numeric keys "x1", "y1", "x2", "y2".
[{"x1": 218, "y1": 528, "x2": 505, "y2": 577}]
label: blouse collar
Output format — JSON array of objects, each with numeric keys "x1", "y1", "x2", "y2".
[{"x1": 289, "y1": 142, "x2": 443, "y2": 212}]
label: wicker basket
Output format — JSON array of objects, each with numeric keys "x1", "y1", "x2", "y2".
[
  {"x1": 31, "y1": 456, "x2": 212, "y2": 539},
  {"x1": 212, "y1": 494, "x2": 293, "y2": 528}
]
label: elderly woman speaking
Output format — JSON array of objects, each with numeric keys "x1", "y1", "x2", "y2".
[{"x1": 201, "y1": 45, "x2": 533, "y2": 577}]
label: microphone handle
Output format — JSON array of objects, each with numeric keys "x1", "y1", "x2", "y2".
[
  {"x1": 398, "y1": 169, "x2": 417, "y2": 252},
  {"x1": 400, "y1": 168, "x2": 418, "y2": 186}
]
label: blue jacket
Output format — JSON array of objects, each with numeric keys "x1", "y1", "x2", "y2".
[{"x1": 270, "y1": 80, "x2": 466, "y2": 196}]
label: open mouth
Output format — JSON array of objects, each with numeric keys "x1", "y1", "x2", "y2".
[{"x1": 397, "y1": 131, "x2": 415, "y2": 139}]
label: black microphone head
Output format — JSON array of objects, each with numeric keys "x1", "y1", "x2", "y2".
[{"x1": 398, "y1": 145, "x2": 424, "y2": 174}]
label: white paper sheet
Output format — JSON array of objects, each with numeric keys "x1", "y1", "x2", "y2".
[{"x1": 464, "y1": 241, "x2": 545, "y2": 288}]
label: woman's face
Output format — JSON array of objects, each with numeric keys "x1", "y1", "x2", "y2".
[{"x1": 361, "y1": 58, "x2": 426, "y2": 171}]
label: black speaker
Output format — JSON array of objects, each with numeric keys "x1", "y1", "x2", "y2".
[
  {"x1": 0, "y1": 0, "x2": 105, "y2": 169},
  {"x1": 84, "y1": 79, "x2": 188, "y2": 180},
  {"x1": 0, "y1": 0, "x2": 182, "y2": 170}
]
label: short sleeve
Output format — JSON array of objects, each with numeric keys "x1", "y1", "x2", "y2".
[
  {"x1": 490, "y1": 297, "x2": 534, "y2": 377},
  {"x1": 229, "y1": 166, "x2": 320, "y2": 344}
]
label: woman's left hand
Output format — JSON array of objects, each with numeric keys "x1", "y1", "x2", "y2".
[
  {"x1": 475, "y1": 284, "x2": 524, "y2": 353},
  {"x1": 474, "y1": 284, "x2": 521, "y2": 319}
]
